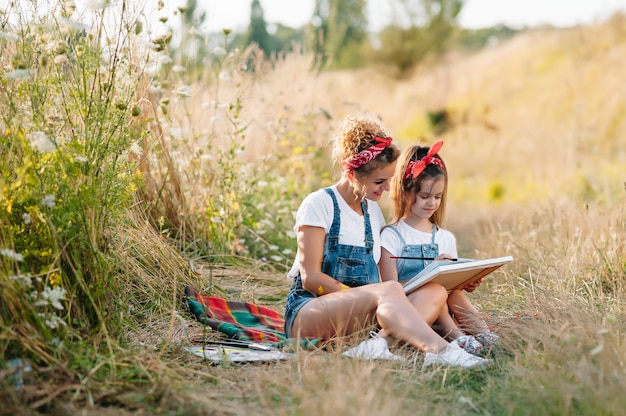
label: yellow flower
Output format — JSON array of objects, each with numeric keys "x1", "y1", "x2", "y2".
[{"x1": 49, "y1": 272, "x2": 62, "y2": 287}]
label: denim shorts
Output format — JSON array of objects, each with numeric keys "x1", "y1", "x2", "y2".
[{"x1": 284, "y1": 282, "x2": 315, "y2": 338}]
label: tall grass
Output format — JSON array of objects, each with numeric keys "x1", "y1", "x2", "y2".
[{"x1": 0, "y1": 0, "x2": 625, "y2": 414}]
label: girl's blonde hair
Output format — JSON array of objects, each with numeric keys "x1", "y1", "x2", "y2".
[{"x1": 390, "y1": 144, "x2": 448, "y2": 224}]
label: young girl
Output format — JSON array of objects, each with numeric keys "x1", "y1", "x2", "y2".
[
  {"x1": 379, "y1": 141, "x2": 498, "y2": 354},
  {"x1": 284, "y1": 116, "x2": 488, "y2": 367}
]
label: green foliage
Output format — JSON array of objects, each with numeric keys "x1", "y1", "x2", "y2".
[
  {"x1": 245, "y1": 0, "x2": 279, "y2": 58},
  {"x1": 0, "y1": 1, "x2": 141, "y2": 364},
  {"x1": 374, "y1": 0, "x2": 464, "y2": 76},
  {"x1": 457, "y1": 24, "x2": 521, "y2": 51},
  {"x1": 308, "y1": 0, "x2": 368, "y2": 70}
]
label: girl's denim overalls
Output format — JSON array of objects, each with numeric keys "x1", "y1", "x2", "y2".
[
  {"x1": 284, "y1": 188, "x2": 381, "y2": 337},
  {"x1": 385, "y1": 223, "x2": 438, "y2": 283}
]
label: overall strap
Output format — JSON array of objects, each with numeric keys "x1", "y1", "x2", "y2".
[
  {"x1": 430, "y1": 223, "x2": 437, "y2": 244},
  {"x1": 323, "y1": 188, "x2": 341, "y2": 249},
  {"x1": 362, "y1": 199, "x2": 373, "y2": 253},
  {"x1": 382, "y1": 224, "x2": 406, "y2": 246}
]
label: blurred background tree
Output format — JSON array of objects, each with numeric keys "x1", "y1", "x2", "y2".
[
  {"x1": 373, "y1": 0, "x2": 464, "y2": 76},
  {"x1": 167, "y1": 0, "x2": 519, "y2": 75},
  {"x1": 306, "y1": 0, "x2": 369, "y2": 69}
]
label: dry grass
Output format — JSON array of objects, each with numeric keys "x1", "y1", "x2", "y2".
[{"x1": 3, "y1": 15, "x2": 626, "y2": 416}]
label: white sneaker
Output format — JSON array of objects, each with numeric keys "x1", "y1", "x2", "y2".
[
  {"x1": 342, "y1": 332, "x2": 405, "y2": 361},
  {"x1": 456, "y1": 335, "x2": 484, "y2": 355},
  {"x1": 423, "y1": 340, "x2": 489, "y2": 368},
  {"x1": 475, "y1": 332, "x2": 500, "y2": 348}
]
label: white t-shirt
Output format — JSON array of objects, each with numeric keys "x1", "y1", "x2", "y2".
[
  {"x1": 380, "y1": 220, "x2": 458, "y2": 257},
  {"x1": 287, "y1": 185, "x2": 387, "y2": 279}
]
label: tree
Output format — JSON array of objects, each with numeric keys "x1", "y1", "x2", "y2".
[
  {"x1": 374, "y1": 0, "x2": 464, "y2": 76},
  {"x1": 307, "y1": 0, "x2": 368, "y2": 69},
  {"x1": 244, "y1": 0, "x2": 277, "y2": 58}
]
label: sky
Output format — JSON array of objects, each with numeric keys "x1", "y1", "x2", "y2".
[{"x1": 201, "y1": 0, "x2": 626, "y2": 33}]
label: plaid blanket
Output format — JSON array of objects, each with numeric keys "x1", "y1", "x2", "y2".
[{"x1": 185, "y1": 285, "x2": 287, "y2": 343}]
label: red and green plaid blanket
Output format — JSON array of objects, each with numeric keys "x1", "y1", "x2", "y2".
[{"x1": 185, "y1": 285, "x2": 285, "y2": 343}]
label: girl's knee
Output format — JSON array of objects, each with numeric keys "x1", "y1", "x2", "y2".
[{"x1": 421, "y1": 282, "x2": 448, "y2": 302}]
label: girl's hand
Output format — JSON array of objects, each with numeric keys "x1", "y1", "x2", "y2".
[
  {"x1": 435, "y1": 254, "x2": 455, "y2": 262},
  {"x1": 463, "y1": 278, "x2": 483, "y2": 292}
]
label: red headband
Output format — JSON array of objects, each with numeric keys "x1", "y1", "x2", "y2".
[
  {"x1": 341, "y1": 136, "x2": 393, "y2": 172},
  {"x1": 403, "y1": 140, "x2": 445, "y2": 180}
]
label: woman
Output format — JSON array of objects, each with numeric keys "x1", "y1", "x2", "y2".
[{"x1": 284, "y1": 114, "x2": 487, "y2": 368}]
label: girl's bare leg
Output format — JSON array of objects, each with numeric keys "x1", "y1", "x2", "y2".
[
  {"x1": 405, "y1": 282, "x2": 448, "y2": 324},
  {"x1": 447, "y1": 290, "x2": 490, "y2": 334},
  {"x1": 291, "y1": 281, "x2": 449, "y2": 353}
]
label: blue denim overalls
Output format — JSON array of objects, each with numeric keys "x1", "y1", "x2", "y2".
[
  {"x1": 284, "y1": 188, "x2": 381, "y2": 337},
  {"x1": 385, "y1": 223, "x2": 438, "y2": 283}
]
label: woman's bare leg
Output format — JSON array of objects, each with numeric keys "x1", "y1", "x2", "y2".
[{"x1": 291, "y1": 281, "x2": 449, "y2": 353}]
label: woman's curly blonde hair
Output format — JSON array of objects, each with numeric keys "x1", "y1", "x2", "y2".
[{"x1": 331, "y1": 113, "x2": 399, "y2": 176}]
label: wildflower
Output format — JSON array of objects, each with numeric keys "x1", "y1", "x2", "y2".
[
  {"x1": 159, "y1": 54, "x2": 173, "y2": 65},
  {"x1": 42, "y1": 194, "x2": 56, "y2": 208},
  {"x1": 212, "y1": 46, "x2": 226, "y2": 57},
  {"x1": 39, "y1": 313, "x2": 67, "y2": 330},
  {"x1": 172, "y1": 65, "x2": 185, "y2": 73},
  {"x1": 282, "y1": 248, "x2": 293, "y2": 256},
  {"x1": 6, "y1": 69, "x2": 31, "y2": 80},
  {"x1": 260, "y1": 218, "x2": 275, "y2": 229},
  {"x1": 173, "y1": 85, "x2": 191, "y2": 97},
  {"x1": 148, "y1": 81, "x2": 161, "y2": 94},
  {"x1": 48, "y1": 272, "x2": 62, "y2": 286},
  {"x1": 40, "y1": 286, "x2": 67, "y2": 310},
  {"x1": 53, "y1": 55, "x2": 69, "y2": 65},
  {"x1": 129, "y1": 141, "x2": 143, "y2": 157},
  {"x1": 0, "y1": 248, "x2": 24, "y2": 262},
  {"x1": 269, "y1": 245, "x2": 279, "y2": 251},
  {"x1": 9, "y1": 273, "x2": 32, "y2": 289},
  {"x1": 27, "y1": 131, "x2": 56, "y2": 153},
  {"x1": 22, "y1": 213, "x2": 31, "y2": 224},
  {"x1": 270, "y1": 255, "x2": 282, "y2": 262}
]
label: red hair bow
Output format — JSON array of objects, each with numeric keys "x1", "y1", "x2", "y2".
[{"x1": 403, "y1": 140, "x2": 445, "y2": 180}]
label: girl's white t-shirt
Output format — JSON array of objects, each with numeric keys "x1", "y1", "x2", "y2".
[
  {"x1": 380, "y1": 220, "x2": 458, "y2": 258},
  {"x1": 287, "y1": 185, "x2": 386, "y2": 279}
]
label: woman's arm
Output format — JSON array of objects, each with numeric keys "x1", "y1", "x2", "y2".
[{"x1": 297, "y1": 225, "x2": 347, "y2": 295}]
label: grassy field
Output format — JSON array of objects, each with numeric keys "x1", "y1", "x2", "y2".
[{"x1": 1, "y1": 2, "x2": 625, "y2": 415}]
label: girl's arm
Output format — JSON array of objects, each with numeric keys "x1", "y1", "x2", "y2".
[
  {"x1": 378, "y1": 247, "x2": 399, "y2": 282},
  {"x1": 297, "y1": 225, "x2": 347, "y2": 295}
]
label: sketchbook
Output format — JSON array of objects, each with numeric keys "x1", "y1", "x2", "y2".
[
  {"x1": 402, "y1": 256, "x2": 513, "y2": 295},
  {"x1": 184, "y1": 345, "x2": 294, "y2": 363}
]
